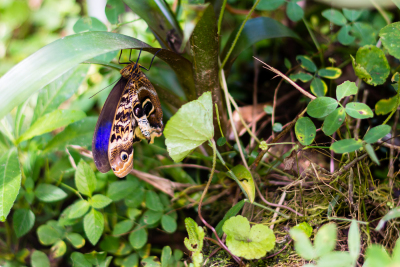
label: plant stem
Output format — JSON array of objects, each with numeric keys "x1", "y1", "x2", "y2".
[
  {"x1": 220, "y1": 0, "x2": 261, "y2": 70},
  {"x1": 245, "y1": 199, "x2": 290, "y2": 219},
  {"x1": 218, "y1": 0, "x2": 228, "y2": 35}
]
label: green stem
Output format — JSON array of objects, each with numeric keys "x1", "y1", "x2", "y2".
[
  {"x1": 302, "y1": 17, "x2": 323, "y2": 66},
  {"x1": 220, "y1": 0, "x2": 261, "y2": 70},
  {"x1": 382, "y1": 84, "x2": 400, "y2": 125},
  {"x1": 245, "y1": 199, "x2": 290, "y2": 219},
  {"x1": 217, "y1": 0, "x2": 228, "y2": 35},
  {"x1": 327, "y1": 216, "x2": 368, "y2": 224}
]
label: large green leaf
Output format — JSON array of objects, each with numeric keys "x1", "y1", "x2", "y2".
[
  {"x1": 221, "y1": 17, "x2": 299, "y2": 70},
  {"x1": 13, "y1": 208, "x2": 35, "y2": 238},
  {"x1": 0, "y1": 148, "x2": 21, "y2": 221},
  {"x1": 31, "y1": 64, "x2": 89, "y2": 125},
  {"x1": 84, "y1": 209, "x2": 104, "y2": 245},
  {"x1": 44, "y1": 117, "x2": 97, "y2": 153},
  {"x1": 17, "y1": 109, "x2": 86, "y2": 144},
  {"x1": 164, "y1": 92, "x2": 214, "y2": 162},
  {"x1": 0, "y1": 31, "x2": 195, "y2": 120},
  {"x1": 322, "y1": 107, "x2": 345, "y2": 136}
]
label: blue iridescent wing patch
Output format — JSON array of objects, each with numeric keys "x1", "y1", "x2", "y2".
[{"x1": 92, "y1": 77, "x2": 128, "y2": 173}]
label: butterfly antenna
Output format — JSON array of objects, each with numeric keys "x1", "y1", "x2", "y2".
[
  {"x1": 134, "y1": 48, "x2": 143, "y2": 68},
  {"x1": 140, "y1": 49, "x2": 162, "y2": 71},
  {"x1": 89, "y1": 77, "x2": 121, "y2": 99}
]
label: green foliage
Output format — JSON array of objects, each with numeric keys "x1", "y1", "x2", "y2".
[
  {"x1": 164, "y1": 92, "x2": 214, "y2": 162},
  {"x1": 223, "y1": 215, "x2": 275, "y2": 260},
  {"x1": 184, "y1": 218, "x2": 205, "y2": 267}
]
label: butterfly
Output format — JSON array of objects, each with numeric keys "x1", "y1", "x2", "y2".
[{"x1": 92, "y1": 49, "x2": 164, "y2": 178}]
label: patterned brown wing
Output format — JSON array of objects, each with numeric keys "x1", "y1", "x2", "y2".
[{"x1": 108, "y1": 79, "x2": 141, "y2": 178}]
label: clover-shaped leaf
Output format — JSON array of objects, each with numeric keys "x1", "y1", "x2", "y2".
[
  {"x1": 223, "y1": 215, "x2": 275, "y2": 260},
  {"x1": 164, "y1": 92, "x2": 214, "y2": 162}
]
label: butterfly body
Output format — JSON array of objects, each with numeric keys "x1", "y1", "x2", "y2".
[{"x1": 93, "y1": 61, "x2": 163, "y2": 178}]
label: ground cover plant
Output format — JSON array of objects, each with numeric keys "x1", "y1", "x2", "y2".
[{"x1": 1, "y1": 0, "x2": 400, "y2": 266}]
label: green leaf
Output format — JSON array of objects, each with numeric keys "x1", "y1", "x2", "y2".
[
  {"x1": 107, "y1": 180, "x2": 138, "y2": 201},
  {"x1": 184, "y1": 217, "x2": 205, "y2": 253},
  {"x1": 35, "y1": 184, "x2": 67, "y2": 202},
  {"x1": 336, "y1": 81, "x2": 358, "y2": 101},
  {"x1": 364, "y1": 143, "x2": 380, "y2": 165},
  {"x1": 112, "y1": 220, "x2": 134, "y2": 236},
  {"x1": 17, "y1": 109, "x2": 86, "y2": 143},
  {"x1": 292, "y1": 222, "x2": 313, "y2": 237},
  {"x1": 351, "y1": 45, "x2": 389, "y2": 86},
  {"x1": 0, "y1": 32, "x2": 194, "y2": 121},
  {"x1": 215, "y1": 200, "x2": 245, "y2": 238},
  {"x1": 125, "y1": 187, "x2": 145, "y2": 208},
  {"x1": 256, "y1": 0, "x2": 285, "y2": 10},
  {"x1": 161, "y1": 246, "x2": 172, "y2": 267},
  {"x1": 363, "y1": 125, "x2": 391, "y2": 144},
  {"x1": 91, "y1": 194, "x2": 112, "y2": 209},
  {"x1": 314, "y1": 223, "x2": 337, "y2": 257},
  {"x1": 71, "y1": 252, "x2": 92, "y2": 267},
  {"x1": 352, "y1": 22, "x2": 377, "y2": 46},
  {"x1": 365, "y1": 245, "x2": 391, "y2": 266},
  {"x1": 73, "y1": 17, "x2": 107, "y2": 33},
  {"x1": 284, "y1": 58, "x2": 292, "y2": 69},
  {"x1": 317, "y1": 251, "x2": 353, "y2": 267},
  {"x1": 296, "y1": 55, "x2": 317, "y2": 73},
  {"x1": 322, "y1": 9, "x2": 347, "y2": 26},
  {"x1": 68, "y1": 200, "x2": 90, "y2": 219},
  {"x1": 145, "y1": 191, "x2": 164, "y2": 212},
  {"x1": 141, "y1": 256, "x2": 161, "y2": 267},
  {"x1": 223, "y1": 215, "x2": 275, "y2": 260},
  {"x1": 348, "y1": 220, "x2": 360, "y2": 264},
  {"x1": 143, "y1": 210, "x2": 163, "y2": 225},
  {"x1": 375, "y1": 96, "x2": 399, "y2": 115},
  {"x1": 75, "y1": 159, "x2": 96, "y2": 197},
  {"x1": 290, "y1": 227, "x2": 315, "y2": 260},
  {"x1": 122, "y1": 254, "x2": 139, "y2": 267},
  {"x1": 0, "y1": 148, "x2": 21, "y2": 221},
  {"x1": 129, "y1": 227, "x2": 148, "y2": 249},
  {"x1": 338, "y1": 25, "x2": 355, "y2": 45},
  {"x1": 37, "y1": 225, "x2": 61, "y2": 245},
  {"x1": 44, "y1": 116, "x2": 97, "y2": 153},
  {"x1": 345, "y1": 102, "x2": 373, "y2": 119},
  {"x1": 307, "y1": 97, "x2": 338, "y2": 118},
  {"x1": 84, "y1": 209, "x2": 104, "y2": 245},
  {"x1": 221, "y1": 17, "x2": 298, "y2": 70},
  {"x1": 310, "y1": 78, "x2": 328, "y2": 97},
  {"x1": 380, "y1": 22, "x2": 400, "y2": 60},
  {"x1": 342, "y1": 8, "x2": 363, "y2": 21},
  {"x1": 264, "y1": 105, "x2": 273, "y2": 114},
  {"x1": 51, "y1": 240, "x2": 67, "y2": 258},
  {"x1": 217, "y1": 137, "x2": 226, "y2": 146},
  {"x1": 164, "y1": 92, "x2": 214, "y2": 162},
  {"x1": 161, "y1": 214, "x2": 177, "y2": 233},
  {"x1": 105, "y1": 0, "x2": 125, "y2": 24},
  {"x1": 290, "y1": 72, "x2": 313, "y2": 83},
  {"x1": 330, "y1": 139, "x2": 363, "y2": 153},
  {"x1": 13, "y1": 208, "x2": 35, "y2": 238},
  {"x1": 273, "y1": 122, "x2": 283, "y2": 132},
  {"x1": 31, "y1": 65, "x2": 89, "y2": 125},
  {"x1": 376, "y1": 206, "x2": 400, "y2": 231},
  {"x1": 322, "y1": 107, "x2": 345, "y2": 136},
  {"x1": 286, "y1": 0, "x2": 304, "y2": 22},
  {"x1": 295, "y1": 117, "x2": 316, "y2": 146},
  {"x1": 31, "y1": 251, "x2": 50, "y2": 267},
  {"x1": 318, "y1": 67, "x2": 342, "y2": 79},
  {"x1": 66, "y1": 233, "x2": 86, "y2": 249},
  {"x1": 229, "y1": 165, "x2": 255, "y2": 202}
]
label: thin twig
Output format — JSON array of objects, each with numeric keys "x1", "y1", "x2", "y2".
[{"x1": 251, "y1": 48, "x2": 259, "y2": 149}]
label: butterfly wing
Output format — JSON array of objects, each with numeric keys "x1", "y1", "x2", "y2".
[
  {"x1": 92, "y1": 77, "x2": 127, "y2": 173},
  {"x1": 132, "y1": 70, "x2": 164, "y2": 143},
  {"x1": 108, "y1": 80, "x2": 142, "y2": 178}
]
